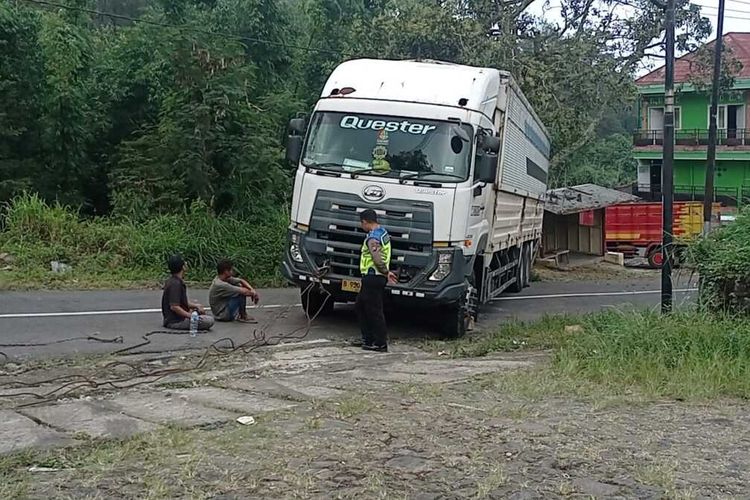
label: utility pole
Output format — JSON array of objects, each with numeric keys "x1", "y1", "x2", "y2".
[
  {"x1": 704, "y1": 0, "x2": 726, "y2": 235},
  {"x1": 662, "y1": 0, "x2": 675, "y2": 313}
]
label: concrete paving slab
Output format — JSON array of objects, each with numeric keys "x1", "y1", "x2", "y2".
[
  {"x1": 263, "y1": 339, "x2": 333, "y2": 351},
  {"x1": 387, "y1": 360, "x2": 534, "y2": 376},
  {"x1": 102, "y1": 391, "x2": 236, "y2": 427},
  {"x1": 336, "y1": 368, "x2": 466, "y2": 384},
  {"x1": 22, "y1": 401, "x2": 158, "y2": 439},
  {"x1": 173, "y1": 387, "x2": 297, "y2": 414},
  {"x1": 280, "y1": 372, "x2": 389, "y2": 391},
  {"x1": 280, "y1": 382, "x2": 345, "y2": 400},
  {"x1": 0, "y1": 410, "x2": 73, "y2": 455},
  {"x1": 270, "y1": 346, "x2": 359, "y2": 360},
  {"x1": 220, "y1": 378, "x2": 312, "y2": 401},
  {"x1": 223, "y1": 378, "x2": 345, "y2": 401}
]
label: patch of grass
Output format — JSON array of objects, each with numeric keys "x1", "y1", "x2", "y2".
[
  {"x1": 454, "y1": 309, "x2": 750, "y2": 400},
  {"x1": 635, "y1": 459, "x2": 678, "y2": 493},
  {"x1": 475, "y1": 464, "x2": 508, "y2": 497},
  {"x1": 0, "y1": 421, "x2": 278, "y2": 498},
  {"x1": 395, "y1": 382, "x2": 444, "y2": 401},
  {"x1": 333, "y1": 395, "x2": 374, "y2": 419},
  {"x1": 427, "y1": 314, "x2": 577, "y2": 358},
  {"x1": 0, "y1": 193, "x2": 288, "y2": 290}
]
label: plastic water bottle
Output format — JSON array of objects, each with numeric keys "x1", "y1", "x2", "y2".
[{"x1": 190, "y1": 311, "x2": 199, "y2": 337}]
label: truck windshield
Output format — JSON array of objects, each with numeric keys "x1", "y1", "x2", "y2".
[{"x1": 302, "y1": 112, "x2": 474, "y2": 182}]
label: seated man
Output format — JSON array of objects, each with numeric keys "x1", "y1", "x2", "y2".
[
  {"x1": 209, "y1": 259, "x2": 260, "y2": 323},
  {"x1": 161, "y1": 255, "x2": 214, "y2": 330}
]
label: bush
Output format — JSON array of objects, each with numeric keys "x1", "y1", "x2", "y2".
[
  {"x1": 0, "y1": 193, "x2": 288, "y2": 287},
  {"x1": 691, "y1": 208, "x2": 750, "y2": 313}
]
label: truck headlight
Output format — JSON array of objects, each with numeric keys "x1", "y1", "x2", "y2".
[
  {"x1": 429, "y1": 252, "x2": 453, "y2": 281},
  {"x1": 290, "y1": 243, "x2": 303, "y2": 263}
]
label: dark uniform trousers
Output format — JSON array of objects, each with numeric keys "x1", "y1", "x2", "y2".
[{"x1": 355, "y1": 274, "x2": 388, "y2": 347}]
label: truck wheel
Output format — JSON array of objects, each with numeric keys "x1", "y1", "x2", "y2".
[
  {"x1": 647, "y1": 247, "x2": 664, "y2": 269},
  {"x1": 442, "y1": 303, "x2": 468, "y2": 339},
  {"x1": 300, "y1": 286, "x2": 334, "y2": 318},
  {"x1": 443, "y1": 287, "x2": 470, "y2": 339},
  {"x1": 467, "y1": 274, "x2": 480, "y2": 331},
  {"x1": 508, "y1": 247, "x2": 524, "y2": 293}
]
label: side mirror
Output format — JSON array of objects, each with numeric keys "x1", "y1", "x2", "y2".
[
  {"x1": 289, "y1": 117, "x2": 306, "y2": 134},
  {"x1": 286, "y1": 116, "x2": 307, "y2": 165},
  {"x1": 286, "y1": 135, "x2": 303, "y2": 164},
  {"x1": 478, "y1": 134, "x2": 501, "y2": 154},
  {"x1": 475, "y1": 152, "x2": 498, "y2": 184}
]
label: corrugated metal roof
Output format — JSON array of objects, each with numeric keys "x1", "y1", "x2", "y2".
[
  {"x1": 545, "y1": 184, "x2": 641, "y2": 215},
  {"x1": 636, "y1": 32, "x2": 750, "y2": 85}
]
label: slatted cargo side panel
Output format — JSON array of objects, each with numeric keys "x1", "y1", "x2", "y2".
[
  {"x1": 497, "y1": 84, "x2": 550, "y2": 198},
  {"x1": 491, "y1": 191, "x2": 523, "y2": 251},
  {"x1": 521, "y1": 197, "x2": 544, "y2": 241}
]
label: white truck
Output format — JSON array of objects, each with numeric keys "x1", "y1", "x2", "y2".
[{"x1": 282, "y1": 59, "x2": 551, "y2": 337}]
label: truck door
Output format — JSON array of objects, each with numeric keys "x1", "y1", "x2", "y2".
[{"x1": 466, "y1": 116, "x2": 497, "y2": 252}]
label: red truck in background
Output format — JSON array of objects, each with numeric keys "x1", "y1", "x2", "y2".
[{"x1": 605, "y1": 201, "x2": 721, "y2": 268}]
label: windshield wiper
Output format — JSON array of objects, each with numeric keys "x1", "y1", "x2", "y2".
[
  {"x1": 305, "y1": 162, "x2": 344, "y2": 172},
  {"x1": 399, "y1": 171, "x2": 465, "y2": 183},
  {"x1": 350, "y1": 167, "x2": 389, "y2": 179}
]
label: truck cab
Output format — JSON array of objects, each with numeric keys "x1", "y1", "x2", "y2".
[{"x1": 282, "y1": 59, "x2": 550, "y2": 337}]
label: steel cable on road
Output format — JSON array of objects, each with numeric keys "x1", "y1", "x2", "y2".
[{"x1": 0, "y1": 267, "x2": 333, "y2": 408}]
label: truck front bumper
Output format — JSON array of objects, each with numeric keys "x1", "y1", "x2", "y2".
[{"x1": 281, "y1": 235, "x2": 469, "y2": 305}]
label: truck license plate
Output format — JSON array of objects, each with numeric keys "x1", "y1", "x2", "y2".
[{"x1": 341, "y1": 279, "x2": 361, "y2": 293}]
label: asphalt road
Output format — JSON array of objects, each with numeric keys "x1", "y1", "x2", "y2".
[{"x1": 0, "y1": 275, "x2": 698, "y2": 362}]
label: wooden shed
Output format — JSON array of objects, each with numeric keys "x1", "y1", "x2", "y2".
[{"x1": 543, "y1": 184, "x2": 640, "y2": 256}]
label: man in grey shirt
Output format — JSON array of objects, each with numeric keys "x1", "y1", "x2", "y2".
[{"x1": 209, "y1": 259, "x2": 260, "y2": 323}]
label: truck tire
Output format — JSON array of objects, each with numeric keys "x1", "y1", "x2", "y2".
[
  {"x1": 647, "y1": 247, "x2": 664, "y2": 269},
  {"x1": 443, "y1": 283, "x2": 470, "y2": 339},
  {"x1": 300, "y1": 286, "x2": 334, "y2": 318},
  {"x1": 508, "y1": 247, "x2": 524, "y2": 293},
  {"x1": 442, "y1": 303, "x2": 468, "y2": 339}
]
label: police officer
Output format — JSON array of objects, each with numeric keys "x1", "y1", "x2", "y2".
[{"x1": 356, "y1": 209, "x2": 397, "y2": 352}]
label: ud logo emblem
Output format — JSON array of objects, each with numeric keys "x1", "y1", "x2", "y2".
[{"x1": 362, "y1": 185, "x2": 385, "y2": 202}]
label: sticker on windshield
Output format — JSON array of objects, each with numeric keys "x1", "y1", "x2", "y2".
[
  {"x1": 376, "y1": 129, "x2": 389, "y2": 145},
  {"x1": 340, "y1": 115, "x2": 437, "y2": 135},
  {"x1": 343, "y1": 158, "x2": 370, "y2": 171}
]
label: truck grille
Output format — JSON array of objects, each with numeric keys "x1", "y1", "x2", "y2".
[{"x1": 305, "y1": 190, "x2": 434, "y2": 281}]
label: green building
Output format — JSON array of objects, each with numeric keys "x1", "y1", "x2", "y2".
[{"x1": 633, "y1": 32, "x2": 750, "y2": 207}]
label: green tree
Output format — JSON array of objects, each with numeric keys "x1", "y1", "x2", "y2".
[{"x1": 0, "y1": 3, "x2": 46, "y2": 201}]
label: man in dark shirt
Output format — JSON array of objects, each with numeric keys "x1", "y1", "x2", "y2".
[
  {"x1": 209, "y1": 259, "x2": 260, "y2": 323},
  {"x1": 161, "y1": 255, "x2": 214, "y2": 330}
]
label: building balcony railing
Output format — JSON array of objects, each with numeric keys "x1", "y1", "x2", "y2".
[
  {"x1": 635, "y1": 183, "x2": 750, "y2": 206},
  {"x1": 633, "y1": 128, "x2": 750, "y2": 147}
]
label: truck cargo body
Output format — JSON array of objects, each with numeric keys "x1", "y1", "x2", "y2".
[
  {"x1": 281, "y1": 59, "x2": 551, "y2": 337},
  {"x1": 605, "y1": 201, "x2": 720, "y2": 267}
]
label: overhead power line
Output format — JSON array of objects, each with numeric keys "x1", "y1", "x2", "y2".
[
  {"x1": 694, "y1": 3, "x2": 750, "y2": 15},
  {"x1": 16, "y1": 0, "x2": 345, "y2": 56},
  {"x1": 699, "y1": 12, "x2": 750, "y2": 20}
]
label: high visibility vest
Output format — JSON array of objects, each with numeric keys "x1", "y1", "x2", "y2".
[{"x1": 360, "y1": 227, "x2": 392, "y2": 276}]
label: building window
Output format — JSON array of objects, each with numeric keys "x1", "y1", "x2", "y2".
[
  {"x1": 648, "y1": 106, "x2": 681, "y2": 130},
  {"x1": 708, "y1": 104, "x2": 746, "y2": 130}
]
